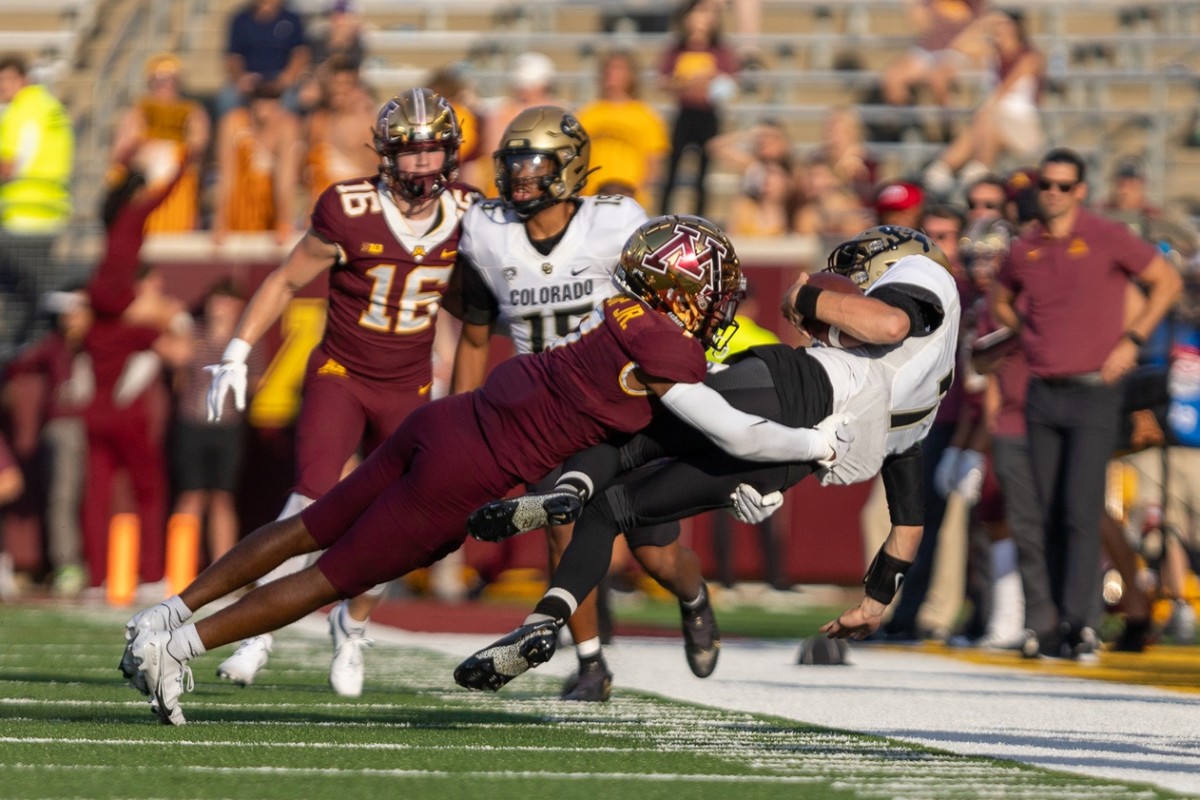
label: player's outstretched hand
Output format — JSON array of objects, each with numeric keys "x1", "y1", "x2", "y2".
[
  {"x1": 205, "y1": 361, "x2": 248, "y2": 422},
  {"x1": 819, "y1": 597, "x2": 887, "y2": 640},
  {"x1": 729, "y1": 483, "x2": 783, "y2": 524}
]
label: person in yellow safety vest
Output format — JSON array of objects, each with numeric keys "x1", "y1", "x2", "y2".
[{"x1": 0, "y1": 54, "x2": 74, "y2": 363}]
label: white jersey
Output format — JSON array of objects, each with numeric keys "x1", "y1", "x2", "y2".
[
  {"x1": 458, "y1": 195, "x2": 648, "y2": 354},
  {"x1": 806, "y1": 254, "x2": 961, "y2": 485}
]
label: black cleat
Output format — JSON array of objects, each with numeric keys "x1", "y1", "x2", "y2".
[
  {"x1": 680, "y1": 583, "x2": 720, "y2": 678},
  {"x1": 467, "y1": 489, "x2": 584, "y2": 542},
  {"x1": 560, "y1": 657, "x2": 613, "y2": 702},
  {"x1": 454, "y1": 620, "x2": 561, "y2": 691}
]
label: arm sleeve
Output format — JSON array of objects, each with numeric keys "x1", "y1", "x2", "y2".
[
  {"x1": 870, "y1": 284, "x2": 944, "y2": 336},
  {"x1": 881, "y1": 444, "x2": 924, "y2": 526},
  {"x1": 441, "y1": 253, "x2": 498, "y2": 326},
  {"x1": 659, "y1": 381, "x2": 832, "y2": 462}
]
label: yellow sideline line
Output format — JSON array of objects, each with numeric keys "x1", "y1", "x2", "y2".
[{"x1": 915, "y1": 642, "x2": 1200, "y2": 694}]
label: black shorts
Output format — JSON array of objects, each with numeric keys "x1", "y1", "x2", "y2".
[{"x1": 170, "y1": 421, "x2": 245, "y2": 493}]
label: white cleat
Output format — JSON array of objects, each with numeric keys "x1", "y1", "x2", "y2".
[
  {"x1": 328, "y1": 602, "x2": 372, "y2": 698},
  {"x1": 120, "y1": 603, "x2": 178, "y2": 694},
  {"x1": 131, "y1": 629, "x2": 193, "y2": 726},
  {"x1": 216, "y1": 634, "x2": 272, "y2": 686}
]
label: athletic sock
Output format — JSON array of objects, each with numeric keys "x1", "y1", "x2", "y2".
[
  {"x1": 168, "y1": 623, "x2": 207, "y2": 661},
  {"x1": 575, "y1": 636, "x2": 601, "y2": 660}
]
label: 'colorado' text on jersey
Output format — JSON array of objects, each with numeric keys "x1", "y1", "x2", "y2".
[
  {"x1": 447, "y1": 194, "x2": 648, "y2": 354},
  {"x1": 310, "y1": 176, "x2": 478, "y2": 383}
]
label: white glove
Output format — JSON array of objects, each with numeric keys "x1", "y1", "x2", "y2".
[
  {"x1": 205, "y1": 337, "x2": 251, "y2": 422},
  {"x1": 729, "y1": 483, "x2": 783, "y2": 524},
  {"x1": 815, "y1": 412, "x2": 855, "y2": 467},
  {"x1": 953, "y1": 449, "x2": 986, "y2": 505},
  {"x1": 934, "y1": 446, "x2": 962, "y2": 498},
  {"x1": 113, "y1": 350, "x2": 162, "y2": 407}
]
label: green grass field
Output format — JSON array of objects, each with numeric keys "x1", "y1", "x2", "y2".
[{"x1": 0, "y1": 604, "x2": 1187, "y2": 800}]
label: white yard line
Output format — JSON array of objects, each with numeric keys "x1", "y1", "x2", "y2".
[{"x1": 329, "y1": 620, "x2": 1200, "y2": 797}]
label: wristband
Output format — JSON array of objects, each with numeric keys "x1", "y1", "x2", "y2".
[
  {"x1": 1122, "y1": 330, "x2": 1146, "y2": 347},
  {"x1": 221, "y1": 337, "x2": 252, "y2": 365},
  {"x1": 794, "y1": 284, "x2": 823, "y2": 321},
  {"x1": 862, "y1": 548, "x2": 913, "y2": 605}
]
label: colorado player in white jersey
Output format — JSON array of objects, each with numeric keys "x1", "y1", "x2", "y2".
[
  {"x1": 446, "y1": 105, "x2": 692, "y2": 702},
  {"x1": 455, "y1": 225, "x2": 961, "y2": 692}
]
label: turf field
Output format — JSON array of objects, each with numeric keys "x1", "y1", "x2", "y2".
[{"x1": 1, "y1": 602, "x2": 1196, "y2": 799}]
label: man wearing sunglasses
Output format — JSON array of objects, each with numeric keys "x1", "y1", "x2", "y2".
[{"x1": 990, "y1": 147, "x2": 1182, "y2": 660}]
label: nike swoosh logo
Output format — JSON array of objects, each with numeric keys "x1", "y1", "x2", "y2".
[
  {"x1": 440, "y1": 248, "x2": 457, "y2": 259},
  {"x1": 894, "y1": 574, "x2": 905, "y2": 592},
  {"x1": 570, "y1": 265, "x2": 590, "y2": 276}
]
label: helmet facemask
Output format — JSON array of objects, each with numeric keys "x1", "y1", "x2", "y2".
[
  {"x1": 493, "y1": 106, "x2": 593, "y2": 220},
  {"x1": 827, "y1": 225, "x2": 949, "y2": 289},
  {"x1": 494, "y1": 151, "x2": 566, "y2": 220}
]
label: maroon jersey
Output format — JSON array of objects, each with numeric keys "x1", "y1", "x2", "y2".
[
  {"x1": 309, "y1": 176, "x2": 479, "y2": 384},
  {"x1": 474, "y1": 294, "x2": 708, "y2": 484}
]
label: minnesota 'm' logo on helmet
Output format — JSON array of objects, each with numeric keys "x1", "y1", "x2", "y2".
[
  {"x1": 638, "y1": 220, "x2": 730, "y2": 286},
  {"x1": 827, "y1": 225, "x2": 950, "y2": 290},
  {"x1": 617, "y1": 215, "x2": 746, "y2": 350},
  {"x1": 373, "y1": 87, "x2": 462, "y2": 202}
]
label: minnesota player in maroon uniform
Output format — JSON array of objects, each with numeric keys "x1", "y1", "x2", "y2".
[
  {"x1": 121, "y1": 215, "x2": 846, "y2": 725},
  {"x1": 203, "y1": 88, "x2": 478, "y2": 694}
]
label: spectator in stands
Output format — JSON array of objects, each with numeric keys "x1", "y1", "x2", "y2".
[
  {"x1": 308, "y1": 0, "x2": 366, "y2": 73},
  {"x1": 2, "y1": 288, "x2": 93, "y2": 596},
  {"x1": 879, "y1": 0, "x2": 992, "y2": 137},
  {"x1": 923, "y1": 9, "x2": 1045, "y2": 200},
  {"x1": 813, "y1": 105, "x2": 878, "y2": 204},
  {"x1": 109, "y1": 53, "x2": 211, "y2": 233},
  {"x1": 217, "y1": 0, "x2": 310, "y2": 118},
  {"x1": 1103, "y1": 156, "x2": 1200, "y2": 261},
  {"x1": 964, "y1": 174, "x2": 1009, "y2": 224},
  {"x1": 657, "y1": 0, "x2": 740, "y2": 216},
  {"x1": 170, "y1": 279, "x2": 262, "y2": 565},
  {"x1": 0, "y1": 428, "x2": 25, "y2": 600},
  {"x1": 1003, "y1": 166, "x2": 1041, "y2": 233},
  {"x1": 708, "y1": 118, "x2": 793, "y2": 182},
  {"x1": 475, "y1": 52, "x2": 562, "y2": 198},
  {"x1": 794, "y1": 154, "x2": 874, "y2": 243},
  {"x1": 213, "y1": 82, "x2": 304, "y2": 245},
  {"x1": 726, "y1": 158, "x2": 800, "y2": 237},
  {"x1": 0, "y1": 54, "x2": 73, "y2": 365},
  {"x1": 302, "y1": 55, "x2": 377, "y2": 206},
  {"x1": 873, "y1": 180, "x2": 926, "y2": 228},
  {"x1": 576, "y1": 49, "x2": 670, "y2": 208},
  {"x1": 991, "y1": 146, "x2": 1183, "y2": 659},
  {"x1": 82, "y1": 172, "x2": 194, "y2": 596}
]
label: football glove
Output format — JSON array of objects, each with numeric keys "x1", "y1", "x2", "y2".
[
  {"x1": 953, "y1": 449, "x2": 986, "y2": 506},
  {"x1": 729, "y1": 483, "x2": 783, "y2": 524},
  {"x1": 815, "y1": 412, "x2": 855, "y2": 467},
  {"x1": 205, "y1": 338, "x2": 251, "y2": 422}
]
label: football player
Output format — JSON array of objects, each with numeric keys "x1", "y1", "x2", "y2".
[
  {"x1": 454, "y1": 225, "x2": 961, "y2": 692},
  {"x1": 121, "y1": 214, "x2": 850, "y2": 725},
  {"x1": 444, "y1": 105, "x2": 676, "y2": 701},
  {"x1": 202, "y1": 88, "x2": 479, "y2": 696}
]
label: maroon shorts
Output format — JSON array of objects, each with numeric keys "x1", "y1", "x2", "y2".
[
  {"x1": 301, "y1": 393, "x2": 518, "y2": 598},
  {"x1": 292, "y1": 344, "x2": 431, "y2": 499}
]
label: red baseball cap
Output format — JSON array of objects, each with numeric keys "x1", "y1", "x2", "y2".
[{"x1": 874, "y1": 182, "x2": 924, "y2": 214}]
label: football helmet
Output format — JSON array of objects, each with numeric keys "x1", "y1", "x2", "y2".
[
  {"x1": 493, "y1": 105, "x2": 593, "y2": 219},
  {"x1": 373, "y1": 88, "x2": 461, "y2": 202},
  {"x1": 960, "y1": 216, "x2": 1014, "y2": 279},
  {"x1": 615, "y1": 215, "x2": 745, "y2": 350},
  {"x1": 826, "y1": 225, "x2": 950, "y2": 290}
]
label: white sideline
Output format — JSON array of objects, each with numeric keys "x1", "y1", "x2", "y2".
[{"x1": 301, "y1": 618, "x2": 1200, "y2": 797}]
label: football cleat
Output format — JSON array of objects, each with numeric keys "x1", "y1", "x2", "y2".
[
  {"x1": 328, "y1": 602, "x2": 373, "y2": 698},
  {"x1": 216, "y1": 634, "x2": 272, "y2": 686},
  {"x1": 453, "y1": 620, "x2": 561, "y2": 691},
  {"x1": 467, "y1": 489, "x2": 583, "y2": 542},
  {"x1": 680, "y1": 583, "x2": 721, "y2": 678},
  {"x1": 130, "y1": 629, "x2": 193, "y2": 726},
  {"x1": 560, "y1": 657, "x2": 613, "y2": 702}
]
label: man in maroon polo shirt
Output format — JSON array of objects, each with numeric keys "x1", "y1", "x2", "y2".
[{"x1": 991, "y1": 147, "x2": 1182, "y2": 659}]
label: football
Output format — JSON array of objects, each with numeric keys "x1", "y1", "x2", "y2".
[{"x1": 800, "y1": 271, "x2": 863, "y2": 346}]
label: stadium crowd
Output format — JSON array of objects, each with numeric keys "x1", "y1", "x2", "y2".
[{"x1": 1, "y1": 0, "x2": 1198, "y2": 684}]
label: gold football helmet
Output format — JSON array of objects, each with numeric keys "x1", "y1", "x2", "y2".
[
  {"x1": 373, "y1": 87, "x2": 461, "y2": 202},
  {"x1": 493, "y1": 105, "x2": 593, "y2": 219},
  {"x1": 826, "y1": 225, "x2": 950, "y2": 290},
  {"x1": 616, "y1": 215, "x2": 746, "y2": 349},
  {"x1": 960, "y1": 216, "x2": 1014, "y2": 279}
]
